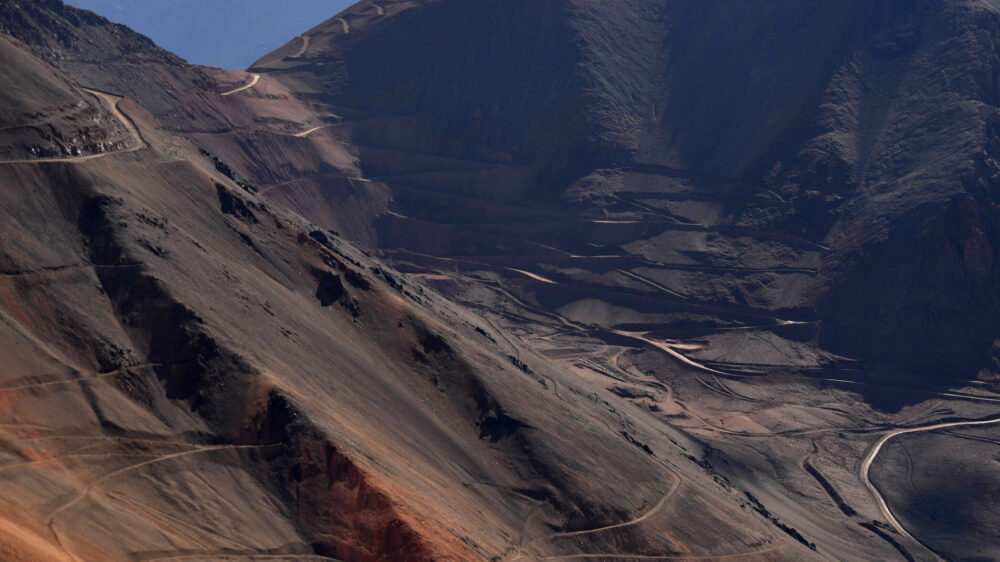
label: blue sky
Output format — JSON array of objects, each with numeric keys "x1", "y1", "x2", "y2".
[{"x1": 74, "y1": 0, "x2": 354, "y2": 69}]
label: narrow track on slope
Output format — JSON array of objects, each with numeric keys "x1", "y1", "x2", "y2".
[
  {"x1": 220, "y1": 73, "x2": 260, "y2": 96},
  {"x1": 860, "y1": 416, "x2": 1000, "y2": 561},
  {"x1": 47, "y1": 444, "x2": 278, "y2": 522},
  {"x1": 615, "y1": 269, "x2": 688, "y2": 299},
  {"x1": 535, "y1": 541, "x2": 785, "y2": 560},
  {"x1": 0, "y1": 363, "x2": 160, "y2": 393},
  {"x1": 0, "y1": 262, "x2": 143, "y2": 277},
  {"x1": 291, "y1": 35, "x2": 311, "y2": 58},
  {"x1": 293, "y1": 124, "x2": 334, "y2": 138},
  {"x1": 507, "y1": 268, "x2": 559, "y2": 284},
  {"x1": 140, "y1": 552, "x2": 343, "y2": 562},
  {"x1": 513, "y1": 473, "x2": 681, "y2": 561},
  {"x1": 46, "y1": 443, "x2": 282, "y2": 560},
  {"x1": 83, "y1": 88, "x2": 146, "y2": 147},
  {"x1": 612, "y1": 330, "x2": 735, "y2": 376},
  {"x1": 0, "y1": 88, "x2": 144, "y2": 164}
]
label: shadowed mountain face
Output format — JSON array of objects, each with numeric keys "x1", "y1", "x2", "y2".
[
  {"x1": 248, "y1": 0, "x2": 1000, "y2": 382},
  {"x1": 3, "y1": 1, "x2": 1000, "y2": 561}
]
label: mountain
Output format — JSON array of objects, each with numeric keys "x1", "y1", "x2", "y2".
[
  {"x1": 250, "y1": 0, "x2": 1000, "y2": 382},
  {"x1": 0, "y1": 2, "x2": 816, "y2": 560},
  {"x1": 1, "y1": 1, "x2": 1000, "y2": 561}
]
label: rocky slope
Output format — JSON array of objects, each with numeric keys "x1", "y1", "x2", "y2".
[
  {"x1": 0, "y1": 2, "x2": 825, "y2": 561},
  {"x1": 3, "y1": 1, "x2": 1000, "y2": 561},
  {"x1": 0, "y1": 33, "x2": 131, "y2": 160}
]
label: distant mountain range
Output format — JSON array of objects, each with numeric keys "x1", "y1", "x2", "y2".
[{"x1": 74, "y1": 0, "x2": 350, "y2": 69}]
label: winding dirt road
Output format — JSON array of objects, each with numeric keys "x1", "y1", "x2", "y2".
[
  {"x1": 861, "y1": 416, "x2": 1000, "y2": 560},
  {"x1": 613, "y1": 330, "x2": 733, "y2": 376},
  {"x1": 0, "y1": 88, "x2": 144, "y2": 164},
  {"x1": 545, "y1": 484, "x2": 677, "y2": 540},
  {"x1": 292, "y1": 35, "x2": 311, "y2": 58},
  {"x1": 48, "y1": 444, "x2": 271, "y2": 521},
  {"x1": 513, "y1": 471, "x2": 681, "y2": 561},
  {"x1": 221, "y1": 73, "x2": 260, "y2": 96},
  {"x1": 47, "y1": 443, "x2": 279, "y2": 561},
  {"x1": 84, "y1": 88, "x2": 146, "y2": 149}
]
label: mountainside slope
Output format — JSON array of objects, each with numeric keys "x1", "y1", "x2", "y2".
[
  {"x1": 0, "y1": 33, "x2": 132, "y2": 160},
  {"x1": 247, "y1": 0, "x2": 1000, "y2": 381},
  {"x1": 0, "y1": 2, "x2": 839, "y2": 561},
  {"x1": 3, "y1": 1, "x2": 1000, "y2": 561}
]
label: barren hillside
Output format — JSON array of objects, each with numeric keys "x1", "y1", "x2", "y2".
[{"x1": 1, "y1": 1, "x2": 1000, "y2": 561}]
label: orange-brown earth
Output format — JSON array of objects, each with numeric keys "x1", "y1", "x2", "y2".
[{"x1": 1, "y1": 1, "x2": 1000, "y2": 561}]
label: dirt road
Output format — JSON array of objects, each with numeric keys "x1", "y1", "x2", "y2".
[
  {"x1": 83, "y1": 88, "x2": 145, "y2": 148},
  {"x1": 513, "y1": 470, "x2": 681, "y2": 561},
  {"x1": 294, "y1": 124, "x2": 333, "y2": 138},
  {"x1": 613, "y1": 330, "x2": 733, "y2": 376},
  {"x1": 861, "y1": 416, "x2": 1000, "y2": 560},
  {"x1": 221, "y1": 73, "x2": 260, "y2": 96},
  {"x1": 506, "y1": 268, "x2": 558, "y2": 284},
  {"x1": 616, "y1": 269, "x2": 687, "y2": 299},
  {"x1": 0, "y1": 88, "x2": 144, "y2": 164},
  {"x1": 292, "y1": 35, "x2": 311, "y2": 58}
]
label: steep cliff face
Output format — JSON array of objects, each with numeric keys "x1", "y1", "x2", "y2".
[{"x1": 810, "y1": 0, "x2": 1000, "y2": 374}]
